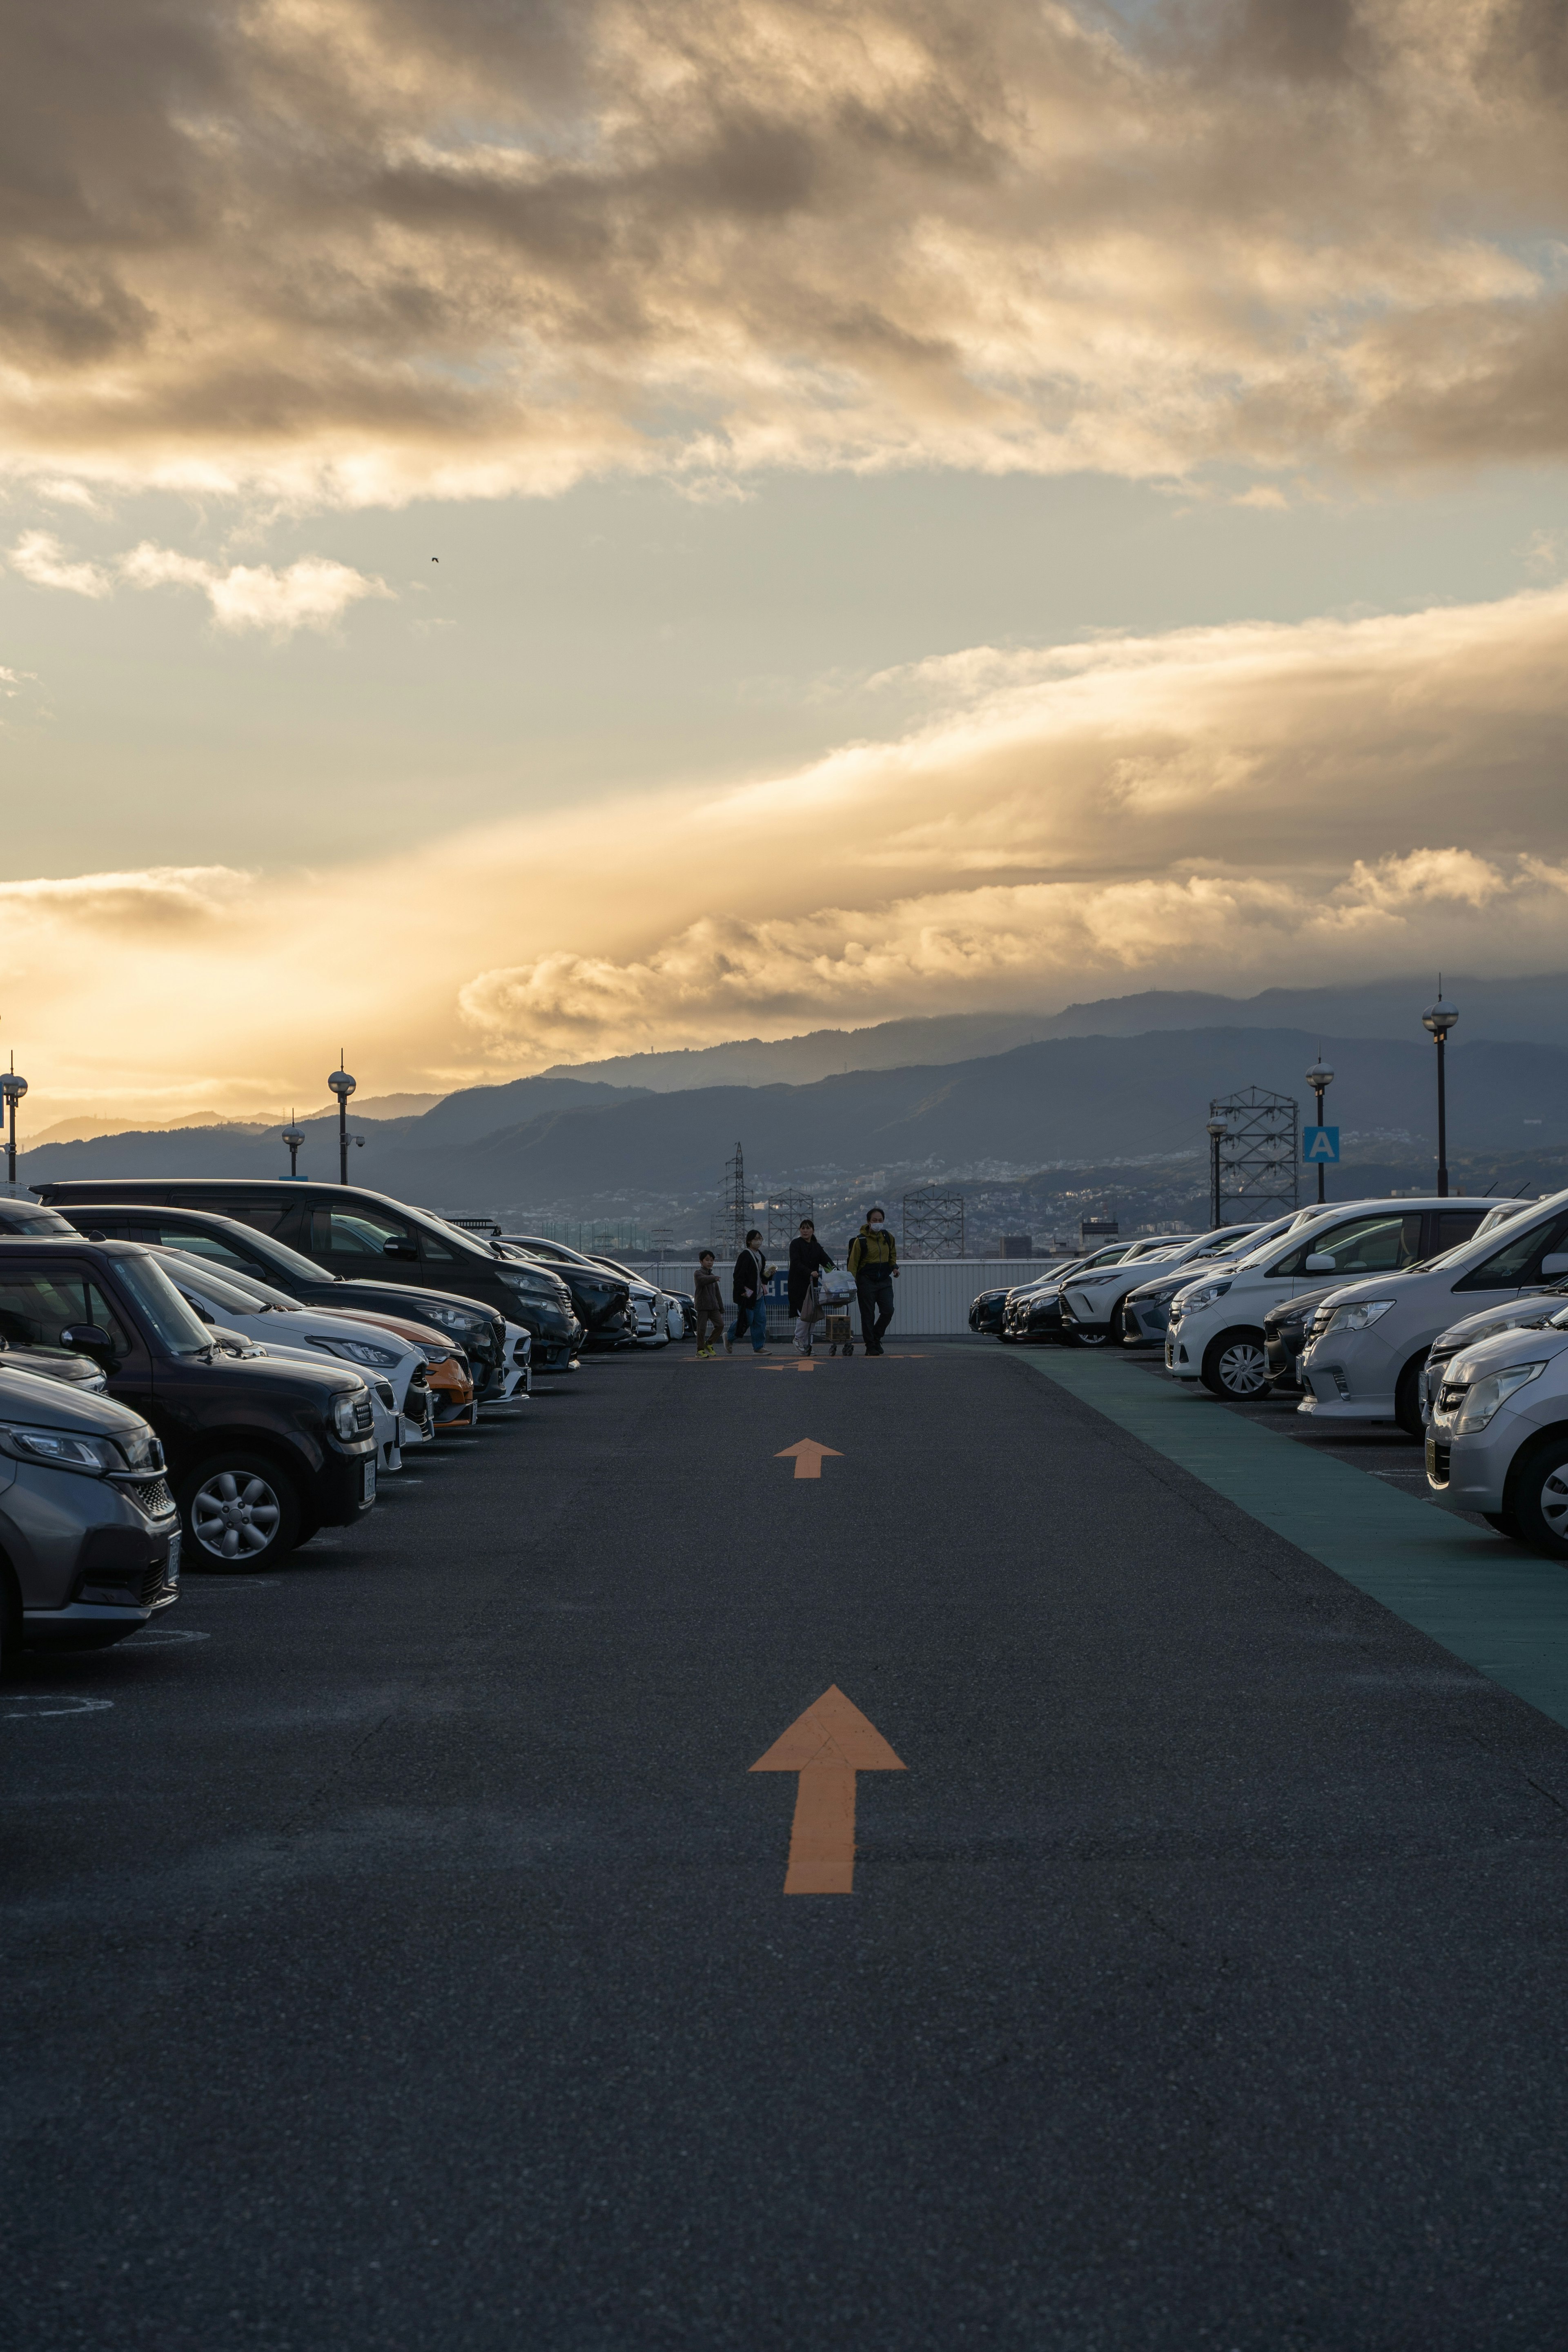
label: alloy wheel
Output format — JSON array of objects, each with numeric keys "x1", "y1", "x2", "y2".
[
  {"x1": 1216, "y1": 1341, "x2": 1268, "y2": 1397},
  {"x1": 1538, "y1": 1464, "x2": 1568, "y2": 1540},
  {"x1": 191, "y1": 1470, "x2": 283, "y2": 1561}
]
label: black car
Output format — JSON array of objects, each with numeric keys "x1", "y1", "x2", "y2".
[
  {"x1": 492, "y1": 1232, "x2": 641, "y2": 1350},
  {"x1": 969, "y1": 1288, "x2": 1010, "y2": 1337},
  {"x1": 36, "y1": 1180, "x2": 582, "y2": 1379},
  {"x1": 32, "y1": 1197, "x2": 525, "y2": 1388},
  {"x1": 1262, "y1": 1283, "x2": 1345, "y2": 1395},
  {"x1": 0, "y1": 1239, "x2": 376, "y2": 1568}
]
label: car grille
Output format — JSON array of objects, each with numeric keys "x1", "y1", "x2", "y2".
[
  {"x1": 126, "y1": 1475, "x2": 175, "y2": 1519},
  {"x1": 1426, "y1": 1436, "x2": 1450, "y2": 1488},
  {"x1": 139, "y1": 1558, "x2": 169, "y2": 1606},
  {"x1": 353, "y1": 1392, "x2": 374, "y2": 1434}
]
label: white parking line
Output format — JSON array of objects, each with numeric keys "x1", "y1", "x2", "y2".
[{"x1": 2, "y1": 1694, "x2": 114, "y2": 1719}]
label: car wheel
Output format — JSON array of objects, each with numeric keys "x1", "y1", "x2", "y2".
[
  {"x1": 179, "y1": 1452, "x2": 301, "y2": 1570},
  {"x1": 1201, "y1": 1329, "x2": 1269, "y2": 1399},
  {"x1": 1508, "y1": 1436, "x2": 1568, "y2": 1559},
  {"x1": 1065, "y1": 1324, "x2": 1110, "y2": 1350},
  {"x1": 1394, "y1": 1357, "x2": 1426, "y2": 1439}
]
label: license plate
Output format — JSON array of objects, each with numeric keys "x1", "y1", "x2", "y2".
[
  {"x1": 165, "y1": 1529, "x2": 181, "y2": 1587},
  {"x1": 362, "y1": 1459, "x2": 377, "y2": 1504}
]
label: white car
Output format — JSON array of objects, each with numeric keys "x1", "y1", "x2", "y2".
[
  {"x1": 1417, "y1": 1287, "x2": 1568, "y2": 1423},
  {"x1": 1292, "y1": 1193, "x2": 1545, "y2": 1434},
  {"x1": 1059, "y1": 1224, "x2": 1265, "y2": 1347},
  {"x1": 1165, "y1": 1196, "x2": 1497, "y2": 1402},
  {"x1": 152, "y1": 1250, "x2": 431, "y2": 1469}
]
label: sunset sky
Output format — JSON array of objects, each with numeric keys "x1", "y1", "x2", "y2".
[{"x1": 7, "y1": 0, "x2": 1568, "y2": 1126}]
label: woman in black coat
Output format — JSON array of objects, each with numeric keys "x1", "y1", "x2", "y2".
[{"x1": 786, "y1": 1218, "x2": 834, "y2": 1353}]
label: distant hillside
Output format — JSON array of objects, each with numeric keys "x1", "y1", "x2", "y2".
[{"x1": 22, "y1": 1026, "x2": 1568, "y2": 1213}]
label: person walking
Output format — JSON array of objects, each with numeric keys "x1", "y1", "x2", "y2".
[
  {"x1": 847, "y1": 1205, "x2": 899, "y2": 1355},
  {"x1": 786, "y1": 1218, "x2": 834, "y2": 1354},
  {"x1": 692, "y1": 1250, "x2": 725, "y2": 1356},
  {"x1": 728, "y1": 1227, "x2": 772, "y2": 1354}
]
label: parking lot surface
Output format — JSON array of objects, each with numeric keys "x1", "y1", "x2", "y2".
[{"x1": 9, "y1": 1342, "x2": 1568, "y2": 2350}]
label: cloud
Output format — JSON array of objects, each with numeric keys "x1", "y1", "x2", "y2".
[
  {"x1": 116, "y1": 544, "x2": 392, "y2": 634},
  {"x1": 2, "y1": 1, "x2": 1568, "y2": 505},
  {"x1": 7, "y1": 534, "x2": 390, "y2": 634},
  {"x1": 8, "y1": 530, "x2": 112, "y2": 597},
  {"x1": 12, "y1": 577, "x2": 1568, "y2": 1119}
]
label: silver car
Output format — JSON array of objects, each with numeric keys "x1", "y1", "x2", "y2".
[
  {"x1": 1425, "y1": 1318, "x2": 1568, "y2": 1547},
  {"x1": 0, "y1": 1365, "x2": 180, "y2": 1666}
]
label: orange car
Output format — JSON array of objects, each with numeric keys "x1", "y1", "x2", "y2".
[{"x1": 310, "y1": 1307, "x2": 477, "y2": 1432}]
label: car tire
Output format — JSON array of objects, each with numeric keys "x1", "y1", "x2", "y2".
[
  {"x1": 1065, "y1": 1324, "x2": 1111, "y2": 1350},
  {"x1": 1200, "y1": 1328, "x2": 1270, "y2": 1400},
  {"x1": 1394, "y1": 1357, "x2": 1426, "y2": 1439},
  {"x1": 179, "y1": 1451, "x2": 301, "y2": 1571},
  {"x1": 1483, "y1": 1510, "x2": 1525, "y2": 1540},
  {"x1": 1508, "y1": 1435, "x2": 1568, "y2": 1559}
]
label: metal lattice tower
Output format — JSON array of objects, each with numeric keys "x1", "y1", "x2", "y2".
[
  {"x1": 715, "y1": 1142, "x2": 748, "y2": 1254},
  {"x1": 765, "y1": 1190, "x2": 815, "y2": 1250},
  {"x1": 1210, "y1": 1086, "x2": 1299, "y2": 1222},
  {"x1": 902, "y1": 1188, "x2": 966, "y2": 1258}
]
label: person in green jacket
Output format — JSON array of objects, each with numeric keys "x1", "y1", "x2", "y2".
[{"x1": 846, "y1": 1207, "x2": 899, "y2": 1355}]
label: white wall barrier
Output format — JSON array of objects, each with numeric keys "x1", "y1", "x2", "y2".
[{"x1": 666, "y1": 1258, "x2": 1048, "y2": 1339}]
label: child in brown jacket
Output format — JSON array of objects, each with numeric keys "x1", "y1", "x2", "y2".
[{"x1": 693, "y1": 1251, "x2": 725, "y2": 1356}]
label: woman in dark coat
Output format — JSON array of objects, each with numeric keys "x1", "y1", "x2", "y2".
[{"x1": 786, "y1": 1218, "x2": 834, "y2": 1354}]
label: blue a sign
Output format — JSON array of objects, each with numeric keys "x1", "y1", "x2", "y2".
[{"x1": 1303, "y1": 1125, "x2": 1341, "y2": 1165}]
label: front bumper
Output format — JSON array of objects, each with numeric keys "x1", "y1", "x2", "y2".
[
  {"x1": 1425, "y1": 1421, "x2": 1513, "y2": 1516},
  {"x1": 25, "y1": 1512, "x2": 180, "y2": 1649},
  {"x1": 1122, "y1": 1301, "x2": 1169, "y2": 1344},
  {"x1": 315, "y1": 1439, "x2": 379, "y2": 1526}
]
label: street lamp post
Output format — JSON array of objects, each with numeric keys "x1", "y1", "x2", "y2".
[
  {"x1": 1305, "y1": 1055, "x2": 1334, "y2": 1206},
  {"x1": 282, "y1": 1113, "x2": 305, "y2": 1178},
  {"x1": 327, "y1": 1058, "x2": 357, "y2": 1185},
  {"x1": 1422, "y1": 986, "x2": 1459, "y2": 1198},
  {"x1": 0, "y1": 1068, "x2": 27, "y2": 1188},
  {"x1": 1207, "y1": 1117, "x2": 1227, "y2": 1228}
]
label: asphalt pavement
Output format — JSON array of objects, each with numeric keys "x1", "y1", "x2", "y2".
[{"x1": 8, "y1": 1340, "x2": 1568, "y2": 2351}]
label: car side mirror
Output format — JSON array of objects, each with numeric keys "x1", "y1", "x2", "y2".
[
  {"x1": 59, "y1": 1324, "x2": 114, "y2": 1356},
  {"x1": 381, "y1": 1238, "x2": 418, "y2": 1260},
  {"x1": 1303, "y1": 1252, "x2": 1336, "y2": 1272},
  {"x1": 1540, "y1": 1254, "x2": 1568, "y2": 1277}
]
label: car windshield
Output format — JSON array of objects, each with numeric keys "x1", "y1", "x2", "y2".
[
  {"x1": 113, "y1": 1254, "x2": 218, "y2": 1356},
  {"x1": 154, "y1": 1254, "x2": 277, "y2": 1319}
]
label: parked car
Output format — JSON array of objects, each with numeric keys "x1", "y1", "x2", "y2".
[
  {"x1": 1293, "y1": 1194, "x2": 1554, "y2": 1435},
  {"x1": 149, "y1": 1251, "x2": 421, "y2": 1474},
  {"x1": 969, "y1": 1287, "x2": 1011, "y2": 1337},
  {"x1": 0, "y1": 1238, "x2": 378, "y2": 1568},
  {"x1": 1009, "y1": 1236, "x2": 1197, "y2": 1347},
  {"x1": 38, "y1": 1200, "x2": 519, "y2": 1393},
  {"x1": 1165, "y1": 1198, "x2": 1503, "y2": 1404},
  {"x1": 491, "y1": 1232, "x2": 640, "y2": 1351},
  {"x1": 1261, "y1": 1283, "x2": 1350, "y2": 1396},
  {"x1": 0, "y1": 1333, "x2": 109, "y2": 1393},
  {"x1": 1416, "y1": 1287, "x2": 1568, "y2": 1423},
  {"x1": 1122, "y1": 1216, "x2": 1312, "y2": 1349},
  {"x1": 0, "y1": 1364, "x2": 180, "y2": 1665},
  {"x1": 1425, "y1": 1315, "x2": 1568, "y2": 1548},
  {"x1": 998, "y1": 1244, "x2": 1141, "y2": 1343},
  {"x1": 35, "y1": 1179, "x2": 573, "y2": 1381},
  {"x1": 1061, "y1": 1226, "x2": 1256, "y2": 1348}
]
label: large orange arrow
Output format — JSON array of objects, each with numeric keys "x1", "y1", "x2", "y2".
[
  {"x1": 750, "y1": 1684, "x2": 905, "y2": 1893},
  {"x1": 776, "y1": 1438, "x2": 842, "y2": 1479}
]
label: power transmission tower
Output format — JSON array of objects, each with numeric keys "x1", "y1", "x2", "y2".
[
  {"x1": 902, "y1": 1188, "x2": 965, "y2": 1258},
  {"x1": 765, "y1": 1189, "x2": 815, "y2": 1250},
  {"x1": 1208, "y1": 1086, "x2": 1299, "y2": 1223}
]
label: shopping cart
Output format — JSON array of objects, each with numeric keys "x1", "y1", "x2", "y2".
[{"x1": 818, "y1": 1268, "x2": 858, "y2": 1356}]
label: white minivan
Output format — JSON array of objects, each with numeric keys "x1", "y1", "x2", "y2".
[{"x1": 1165, "y1": 1197, "x2": 1499, "y2": 1402}]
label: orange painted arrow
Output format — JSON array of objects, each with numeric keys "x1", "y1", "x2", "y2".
[
  {"x1": 750, "y1": 1685, "x2": 906, "y2": 1893},
  {"x1": 776, "y1": 1437, "x2": 842, "y2": 1479}
]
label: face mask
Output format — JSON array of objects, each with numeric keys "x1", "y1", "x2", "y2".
[{"x1": 869, "y1": 1219, "x2": 884, "y2": 1230}]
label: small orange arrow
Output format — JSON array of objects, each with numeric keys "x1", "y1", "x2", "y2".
[
  {"x1": 750, "y1": 1685, "x2": 906, "y2": 1893},
  {"x1": 776, "y1": 1437, "x2": 842, "y2": 1479}
]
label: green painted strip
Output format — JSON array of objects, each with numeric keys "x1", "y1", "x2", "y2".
[{"x1": 1022, "y1": 1350, "x2": 1568, "y2": 1732}]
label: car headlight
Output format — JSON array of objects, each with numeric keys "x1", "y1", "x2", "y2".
[
  {"x1": 418, "y1": 1341, "x2": 458, "y2": 1365},
  {"x1": 313, "y1": 1337, "x2": 402, "y2": 1369},
  {"x1": 0, "y1": 1423, "x2": 122, "y2": 1474},
  {"x1": 420, "y1": 1303, "x2": 487, "y2": 1340},
  {"x1": 1179, "y1": 1279, "x2": 1232, "y2": 1314},
  {"x1": 330, "y1": 1392, "x2": 361, "y2": 1439},
  {"x1": 1321, "y1": 1298, "x2": 1397, "y2": 1336},
  {"x1": 1449, "y1": 1359, "x2": 1547, "y2": 1433}
]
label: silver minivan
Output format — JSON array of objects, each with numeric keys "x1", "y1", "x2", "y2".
[{"x1": 0, "y1": 1365, "x2": 180, "y2": 1667}]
